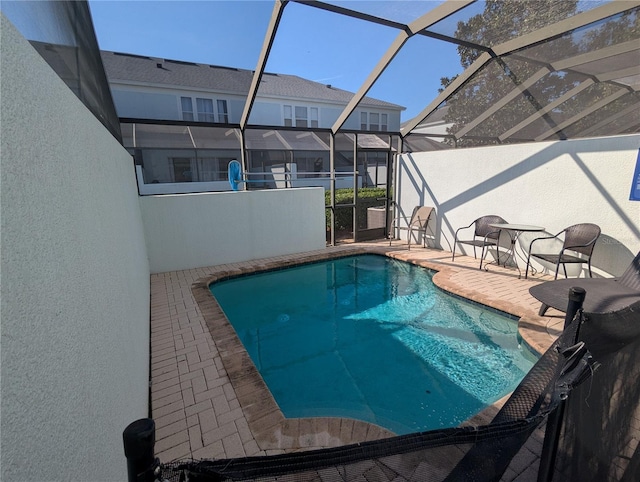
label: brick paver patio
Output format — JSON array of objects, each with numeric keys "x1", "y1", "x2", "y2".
[{"x1": 149, "y1": 242, "x2": 567, "y2": 480}]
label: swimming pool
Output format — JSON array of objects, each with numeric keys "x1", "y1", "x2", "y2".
[{"x1": 210, "y1": 254, "x2": 536, "y2": 435}]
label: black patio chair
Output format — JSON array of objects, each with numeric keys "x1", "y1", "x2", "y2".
[
  {"x1": 452, "y1": 215, "x2": 507, "y2": 269},
  {"x1": 525, "y1": 223, "x2": 600, "y2": 280}
]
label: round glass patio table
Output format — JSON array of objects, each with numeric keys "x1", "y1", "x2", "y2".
[{"x1": 488, "y1": 223, "x2": 545, "y2": 278}]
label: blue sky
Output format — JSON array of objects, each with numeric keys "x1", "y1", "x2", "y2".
[{"x1": 89, "y1": 0, "x2": 464, "y2": 121}]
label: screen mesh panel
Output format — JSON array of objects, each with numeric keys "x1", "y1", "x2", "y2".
[{"x1": 2, "y1": 0, "x2": 121, "y2": 142}]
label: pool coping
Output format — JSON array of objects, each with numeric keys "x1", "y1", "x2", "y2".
[{"x1": 190, "y1": 245, "x2": 555, "y2": 452}]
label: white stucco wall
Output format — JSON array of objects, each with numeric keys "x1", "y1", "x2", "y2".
[
  {"x1": 1, "y1": 16, "x2": 150, "y2": 482},
  {"x1": 139, "y1": 188, "x2": 327, "y2": 273},
  {"x1": 396, "y1": 135, "x2": 640, "y2": 277}
]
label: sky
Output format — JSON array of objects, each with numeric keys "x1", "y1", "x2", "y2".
[{"x1": 88, "y1": 0, "x2": 465, "y2": 121}]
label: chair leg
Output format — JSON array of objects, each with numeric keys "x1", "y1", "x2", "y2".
[
  {"x1": 588, "y1": 260, "x2": 593, "y2": 277},
  {"x1": 538, "y1": 303, "x2": 549, "y2": 316},
  {"x1": 452, "y1": 238, "x2": 457, "y2": 261}
]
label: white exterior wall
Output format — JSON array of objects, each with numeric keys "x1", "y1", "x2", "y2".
[
  {"x1": 1, "y1": 16, "x2": 150, "y2": 482},
  {"x1": 342, "y1": 108, "x2": 402, "y2": 132},
  {"x1": 110, "y1": 82, "x2": 247, "y2": 123},
  {"x1": 109, "y1": 80, "x2": 402, "y2": 130},
  {"x1": 139, "y1": 188, "x2": 327, "y2": 273},
  {"x1": 250, "y1": 100, "x2": 283, "y2": 125},
  {"x1": 396, "y1": 135, "x2": 640, "y2": 277}
]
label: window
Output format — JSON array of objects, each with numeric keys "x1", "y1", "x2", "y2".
[
  {"x1": 360, "y1": 111, "x2": 388, "y2": 131},
  {"x1": 217, "y1": 100, "x2": 228, "y2": 123},
  {"x1": 284, "y1": 104, "x2": 317, "y2": 128},
  {"x1": 181, "y1": 97, "x2": 194, "y2": 121},
  {"x1": 196, "y1": 98, "x2": 214, "y2": 122},
  {"x1": 284, "y1": 105, "x2": 293, "y2": 127},
  {"x1": 182, "y1": 97, "x2": 228, "y2": 123},
  {"x1": 295, "y1": 106, "x2": 308, "y2": 127},
  {"x1": 370, "y1": 113, "x2": 379, "y2": 131}
]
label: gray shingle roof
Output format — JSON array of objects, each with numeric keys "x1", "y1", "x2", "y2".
[{"x1": 100, "y1": 50, "x2": 404, "y2": 110}]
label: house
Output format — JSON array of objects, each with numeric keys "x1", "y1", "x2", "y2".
[{"x1": 100, "y1": 50, "x2": 405, "y2": 193}]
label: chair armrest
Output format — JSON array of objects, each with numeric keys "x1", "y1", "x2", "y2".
[
  {"x1": 528, "y1": 233, "x2": 558, "y2": 253},
  {"x1": 454, "y1": 221, "x2": 475, "y2": 239}
]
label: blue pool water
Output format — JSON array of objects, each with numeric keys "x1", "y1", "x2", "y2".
[{"x1": 210, "y1": 254, "x2": 536, "y2": 435}]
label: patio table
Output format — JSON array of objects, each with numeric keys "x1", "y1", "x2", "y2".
[{"x1": 487, "y1": 223, "x2": 545, "y2": 278}]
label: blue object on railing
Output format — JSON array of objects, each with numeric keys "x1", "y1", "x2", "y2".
[{"x1": 228, "y1": 160, "x2": 242, "y2": 191}]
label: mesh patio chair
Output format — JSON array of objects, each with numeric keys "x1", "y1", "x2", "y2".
[
  {"x1": 389, "y1": 206, "x2": 435, "y2": 250},
  {"x1": 452, "y1": 215, "x2": 507, "y2": 269},
  {"x1": 525, "y1": 223, "x2": 601, "y2": 280}
]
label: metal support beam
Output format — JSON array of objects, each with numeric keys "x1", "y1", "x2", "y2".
[
  {"x1": 498, "y1": 79, "x2": 594, "y2": 142},
  {"x1": 290, "y1": 0, "x2": 406, "y2": 31},
  {"x1": 331, "y1": 31, "x2": 409, "y2": 134},
  {"x1": 597, "y1": 65, "x2": 640, "y2": 83},
  {"x1": 384, "y1": 135, "x2": 396, "y2": 240},
  {"x1": 406, "y1": 0, "x2": 476, "y2": 35},
  {"x1": 535, "y1": 89, "x2": 628, "y2": 141},
  {"x1": 400, "y1": 52, "x2": 494, "y2": 137},
  {"x1": 240, "y1": 0, "x2": 288, "y2": 129},
  {"x1": 240, "y1": 128, "x2": 248, "y2": 191},
  {"x1": 455, "y1": 67, "x2": 551, "y2": 139},
  {"x1": 402, "y1": 1, "x2": 639, "y2": 140},
  {"x1": 580, "y1": 103, "x2": 640, "y2": 137},
  {"x1": 493, "y1": 1, "x2": 640, "y2": 57},
  {"x1": 352, "y1": 134, "x2": 358, "y2": 241},
  {"x1": 329, "y1": 133, "x2": 335, "y2": 246},
  {"x1": 552, "y1": 39, "x2": 640, "y2": 72},
  {"x1": 331, "y1": 0, "x2": 475, "y2": 134}
]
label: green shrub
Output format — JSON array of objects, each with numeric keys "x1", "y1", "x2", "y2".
[{"x1": 325, "y1": 188, "x2": 388, "y2": 231}]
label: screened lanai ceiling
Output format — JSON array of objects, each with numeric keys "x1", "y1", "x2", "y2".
[
  {"x1": 248, "y1": 0, "x2": 640, "y2": 149},
  {"x1": 3, "y1": 0, "x2": 639, "y2": 150}
]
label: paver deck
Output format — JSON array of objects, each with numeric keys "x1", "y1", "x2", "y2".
[{"x1": 149, "y1": 241, "x2": 568, "y2": 480}]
